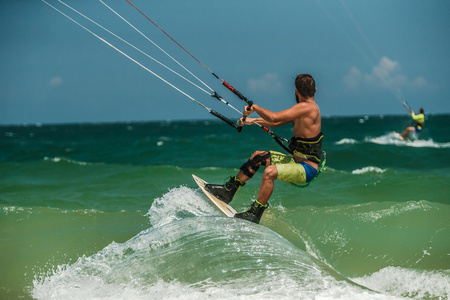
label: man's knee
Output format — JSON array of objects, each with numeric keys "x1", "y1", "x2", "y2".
[
  {"x1": 240, "y1": 151, "x2": 271, "y2": 178},
  {"x1": 250, "y1": 151, "x2": 270, "y2": 159},
  {"x1": 263, "y1": 165, "x2": 278, "y2": 180}
]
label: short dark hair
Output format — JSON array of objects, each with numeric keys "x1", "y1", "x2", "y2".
[
  {"x1": 295, "y1": 74, "x2": 316, "y2": 98},
  {"x1": 419, "y1": 108, "x2": 424, "y2": 114}
]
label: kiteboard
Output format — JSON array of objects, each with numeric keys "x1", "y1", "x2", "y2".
[
  {"x1": 392, "y1": 131, "x2": 403, "y2": 141},
  {"x1": 192, "y1": 174, "x2": 236, "y2": 217}
]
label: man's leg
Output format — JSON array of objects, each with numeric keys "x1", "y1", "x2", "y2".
[
  {"x1": 205, "y1": 151, "x2": 271, "y2": 204},
  {"x1": 234, "y1": 162, "x2": 277, "y2": 224},
  {"x1": 400, "y1": 126, "x2": 414, "y2": 140},
  {"x1": 236, "y1": 151, "x2": 271, "y2": 184},
  {"x1": 255, "y1": 165, "x2": 277, "y2": 206}
]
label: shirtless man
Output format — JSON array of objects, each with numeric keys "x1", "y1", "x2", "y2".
[{"x1": 205, "y1": 74, "x2": 323, "y2": 223}]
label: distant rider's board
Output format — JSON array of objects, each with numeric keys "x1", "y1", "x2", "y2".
[
  {"x1": 192, "y1": 174, "x2": 236, "y2": 217},
  {"x1": 392, "y1": 131, "x2": 403, "y2": 141}
]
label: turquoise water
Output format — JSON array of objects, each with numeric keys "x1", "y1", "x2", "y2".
[{"x1": 1, "y1": 115, "x2": 449, "y2": 299}]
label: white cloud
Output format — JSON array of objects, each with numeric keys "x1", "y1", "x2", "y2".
[
  {"x1": 343, "y1": 57, "x2": 430, "y2": 91},
  {"x1": 411, "y1": 76, "x2": 430, "y2": 88},
  {"x1": 343, "y1": 67, "x2": 362, "y2": 90},
  {"x1": 372, "y1": 56, "x2": 398, "y2": 80},
  {"x1": 247, "y1": 72, "x2": 283, "y2": 94},
  {"x1": 49, "y1": 76, "x2": 63, "y2": 87}
]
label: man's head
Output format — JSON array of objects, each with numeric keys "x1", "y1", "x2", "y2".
[
  {"x1": 295, "y1": 74, "x2": 316, "y2": 99},
  {"x1": 419, "y1": 108, "x2": 424, "y2": 114}
]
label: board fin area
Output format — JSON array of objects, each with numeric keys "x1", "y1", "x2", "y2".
[{"x1": 192, "y1": 174, "x2": 236, "y2": 217}]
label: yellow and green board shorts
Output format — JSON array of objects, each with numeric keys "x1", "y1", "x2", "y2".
[{"x1": 270, "y1": 151, "x2": 317, "y2": 184}]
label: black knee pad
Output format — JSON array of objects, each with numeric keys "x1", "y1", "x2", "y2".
[{"x1": 240, "y1": 152, "x2": 271, "y2": 178}]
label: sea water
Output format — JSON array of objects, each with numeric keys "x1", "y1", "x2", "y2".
[{"x1": 1, "y1": 115, "x2": 449, "y2": 299}]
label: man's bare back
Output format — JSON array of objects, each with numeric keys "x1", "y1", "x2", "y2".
[{"x1": 292, "y1": 100, "x2": 321, "y2": 139}]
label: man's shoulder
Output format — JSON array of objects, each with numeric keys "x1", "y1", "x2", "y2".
[
  {"x1": 292, "y1": 101, "x2": 319, "y2": 116},
  {"x1": 292, "y1": 100, "x2": 318, "y2": 110}
]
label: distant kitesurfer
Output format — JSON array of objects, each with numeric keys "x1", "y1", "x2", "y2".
[
  {"x1": 205, "y1": 74, "x2": 323, "y2": 224},
  {"x1": 398, "y1": 108, "x2": 425, "y2": 140}
]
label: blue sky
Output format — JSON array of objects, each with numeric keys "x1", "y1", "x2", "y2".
[{"x1": 1, "y1": 0, "x2": 449, "y2": 125}]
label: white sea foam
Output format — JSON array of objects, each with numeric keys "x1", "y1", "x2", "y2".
[
  {"x1": 146, "y1": 186, "x2": 219, "y2": 228},
  {"x1": 44, "y1": 156, "x2": 91, "y2": 166},
  {"x1": 335, "y1": 138, "x2": 359, "y2": 145},
  {"x1": 335, "y1": 133, "x2": 450, "y2": 148},
  {"x1": 33, "y1": 275, "x2": 403, "y2": 300},
  {"x1": 366, "y1": 133, "x2": 450, "y2": 148},
  {"x1": 356, "y1": 200, "x2": 435, "y2": 223},
  {"x1": 353, "y1": 266, "x2": 450, "y2": 299},
  {"x1": 352, "y1": 166, "x2": 386, "y2": 175},
  {"x1": 1, "y1": 206, "x2": 25, "y2": 214}
]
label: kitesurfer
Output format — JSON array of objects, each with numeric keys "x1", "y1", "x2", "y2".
[
  {"x1": 398, "y1": 108, "x2": 425, "y2": 140},
  {"x1": 205, "y1": 74, "x2": 323, "y2": 224}
]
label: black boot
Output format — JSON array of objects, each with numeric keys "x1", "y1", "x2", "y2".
[
  {"x1": 234, "y1": 201, "x2": 267, "y2": 224},
  {"x1": 205, "y1": 176, "x2": 244, "y2": 204}
]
